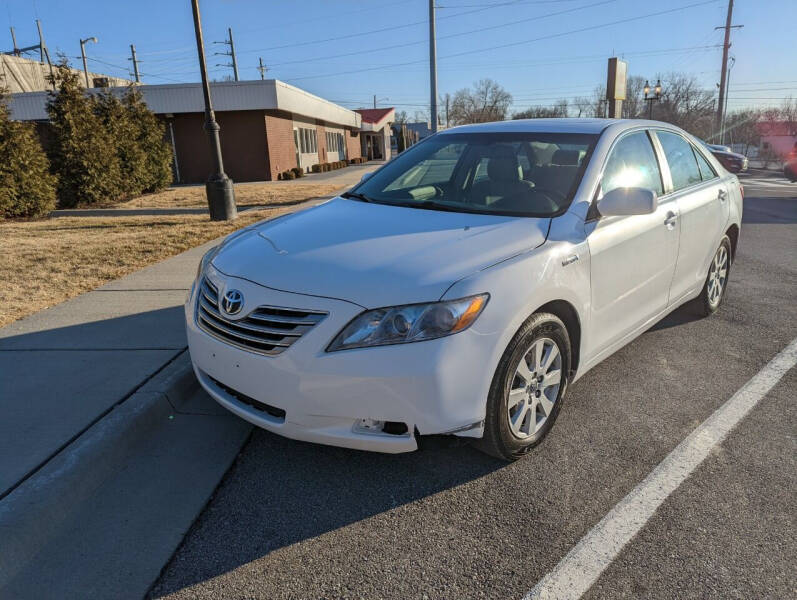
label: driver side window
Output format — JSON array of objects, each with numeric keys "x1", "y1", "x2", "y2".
[{"x1": 601, "y1": 131, "x2": 664, "y2": 196}]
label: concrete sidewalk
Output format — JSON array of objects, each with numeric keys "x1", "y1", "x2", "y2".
[
  {"x1": 0, "y1": 238, "x2": 213, "y2": 499},
  {"x1": 1, "y1": 158, "x2": 388, "y2": 497}
]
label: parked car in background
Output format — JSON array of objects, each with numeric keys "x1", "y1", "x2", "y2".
[
  {"x1": 187, "y1": 119, "x2": 743, "y2": 461},
  {"x1": 700, "y1": 140, "x2": 749, "y2": 173}
]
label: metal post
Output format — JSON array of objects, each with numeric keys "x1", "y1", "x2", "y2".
[
  {"x1": 130, "y1": 44, "x2": 140, "y2": 83},
  {"x1": 716, "y1": 0, "x2": 734, "y2": 133},
  {"x1": 720, "y1": 57, "x2": 735, "y2": 145},
  {"x1": 257, "y1": 57, "x2": 267, "y2": 80},
  {"x1": 80, "y1": 39, "x2": 89, "y2": 87},
  {"x1": 429, "y1": 0, "x2": 438, "y2": 134},
  {"x1": 35, "y1": 20, "x2": 45, "y2": 62},
  {"x1": 10, "y1": 27, "x2": 19, "y2": 56},
  {"x1": 445, "y1": 94, "x2": 449, "y2": 128},
  {"x1": 228, "y1": 27, "x2": 239, "y2": 82},
  {"x1": 373, "y1": 94, "x2": 376, "y2": 109},
  {"x1": 191, "y1": 0, "x2": 237, "y2": 221}
]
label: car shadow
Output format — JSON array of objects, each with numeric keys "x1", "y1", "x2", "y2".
[
  {"x1": 649, "y1": 301, "x2": 703, "y2": 332},
  {"x1": 150, "y1": 430, "x2": 504, "y2": 598}
]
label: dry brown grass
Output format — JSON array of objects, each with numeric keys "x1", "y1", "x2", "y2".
[
  {"x1": 112, "y1": 182, "x2": 345, "y2": 209},
  {"x1": 0, "y1": 207, "x2": 293, "y2": 328}
]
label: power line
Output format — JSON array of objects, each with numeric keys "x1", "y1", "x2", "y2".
[
  {"x1": 285, "y1": 0, "x2": 721, "y2": 82},
  {"x1": 268, "y1": 0, "x2": 614, "y2": 68}
]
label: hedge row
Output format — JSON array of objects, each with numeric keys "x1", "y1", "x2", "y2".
[
  {"x1": 311, "y1": 160, "x2": 348, "y2": 173},
  {"x1": 45, "y1": 63, "x2": 172, "y2": 209},
  {"x1": 348, "y1": 157, "x2": 367, "y2": 165},
  {"x1": 0, "y1": 90, "x2": 57, "y2": 219}
]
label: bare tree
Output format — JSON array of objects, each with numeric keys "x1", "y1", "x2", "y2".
[
  {"x1": 653, "y1": 73, "x2": 715, "y2": 138},
  {"x1": 513, "y1": 99, "x2": 569, "y2": 119},
  {"x1": 621, "y1": 76, "x2": 647, "y2": 119},
  {"x1": 449, "y1": 79, "x2": 512, "y2": 125}
]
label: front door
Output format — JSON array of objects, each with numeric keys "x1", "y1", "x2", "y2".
[
  {"x1": 654, "y1": 130, "x2": 730, "y2": 302},
  {"x1": 586, "y1": 130, "x2": 679, "y2": 355}
]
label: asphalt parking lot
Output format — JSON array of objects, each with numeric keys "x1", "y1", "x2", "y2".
[{"x1": 151, "y1": 172, "x2": 796, "y2": 600}]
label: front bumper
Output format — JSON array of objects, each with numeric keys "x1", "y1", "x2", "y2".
[{"x1": 185, "y1": 266, "x2": 494, "y2": 453}]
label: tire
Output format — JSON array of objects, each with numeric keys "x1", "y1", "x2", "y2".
[
  {"x1": 475, "y1": 312, "x2": 571, "y2": 461},
  {"x1": 694, "y1": 235, "x2": 732, "y2": 317}
]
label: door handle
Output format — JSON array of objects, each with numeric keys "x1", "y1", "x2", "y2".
[
  {"x1": 664, "y1": 212, "x2": 678, "y2": 229},
  {"x1": 718, "y1": 189, "x2": 728, "y2": 202}
]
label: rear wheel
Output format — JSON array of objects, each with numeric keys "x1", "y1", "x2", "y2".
[
  {"x1": 695, "y1": 235, "x2": 732, "y2": 317},
  {"x1": 476, "y1": 313, "x2": 570, "y2": 461}
]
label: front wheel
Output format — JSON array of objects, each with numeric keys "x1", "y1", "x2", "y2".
[
  {"x1": 475, "y1": 313, "x2": 571, "y2": 461},
  {"x1": 695, "y1": 235, "x2": 732, "y2": 317}
]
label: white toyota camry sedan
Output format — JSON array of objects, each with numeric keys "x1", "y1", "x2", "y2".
[{"x1": 186, "y1": 118, "x2": 742, "y2": 460}]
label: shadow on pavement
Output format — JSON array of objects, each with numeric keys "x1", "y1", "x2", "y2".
[
  {"x1": 742, "y1": 197, "x2": 797, "y2": 224},
  {"x1": 149, "y1": 430, "x2": 503, "y2": 598},
  {"x1": 0, "y1": 306, "x2": 185, "y2": 498}
]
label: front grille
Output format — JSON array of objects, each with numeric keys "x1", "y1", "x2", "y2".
[{"x1": 196, "y1": 277, "x2": 327, "y2": 356}]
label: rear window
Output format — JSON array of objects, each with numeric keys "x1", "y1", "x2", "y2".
[{"x1": 353, "y1": 132, "x2": 598, "y2": 217}]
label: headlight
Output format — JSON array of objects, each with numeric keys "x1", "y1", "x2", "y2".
[
  {"x1": 327, "y1": 294, "x2": 489, "y2": 352},
  {"x1": 196, "y1": 245, "x2": 219, "y2": 280}
]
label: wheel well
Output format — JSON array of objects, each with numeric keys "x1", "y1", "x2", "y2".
[
  {"x1": 726, "y1": 224, "x2": 739, "y2": 260},
  {"x1": 536, "y1": 300, "x2": 581, "y2": 377}
]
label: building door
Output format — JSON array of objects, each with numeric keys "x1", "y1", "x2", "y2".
[{"x1": 293, "y1": 128, "x2": 301, "y2": 170}]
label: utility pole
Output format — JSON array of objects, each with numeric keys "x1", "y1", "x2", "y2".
[
  {"x1": 129, "y1": 44, "x2": 141, "y2": 83},
  {"x1": 445, "y1": 93, "x2": 450, "y2": 129},
  {"x1": 214, "y1": 27, "x2": 239, "y2": 82},
  {"x1": 720, "y1": 56, "x2": 735, "y2": 145},
  {"x1": 191, "y1": 0, "x2": 237, "y2": 221},
  {"x1": 79, "y1": 36, "x2": 98, "y2": 88},
  {"x1": 374, "y1": 94, "x2": 377, "y2": 109},
  {"x1": 715, "y1": 0, "x2": 742, "y2": 134},
  {"x1": 429, "y1": 0, "x2": 438, "y2": 134},
  {"x1": 257, "y1": 57, "x2": 267, "y2": 80}
]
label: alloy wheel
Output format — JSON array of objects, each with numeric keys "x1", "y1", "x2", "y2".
[
  {"x1": 707, "y1": 244, "x2": 729, "y2": 308},
  {"x1": 506, "y1": 337, "x2": 562, "y2": 439}
]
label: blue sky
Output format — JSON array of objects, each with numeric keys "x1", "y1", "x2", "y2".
[{"x1": 3, "y1": 0, "x2": 795, "y2": 114}]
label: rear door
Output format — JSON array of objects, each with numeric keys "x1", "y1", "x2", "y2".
[
  {"x1": 653, "y1": 130, "x2": 729, "y2": 303},
  {"x1": 586, "y1": 129, "x2": 679, "y2": 354}
]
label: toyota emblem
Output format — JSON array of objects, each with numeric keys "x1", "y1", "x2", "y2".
[{"x1": 221, "y1": 289, "x2": 244, "y2": 315}]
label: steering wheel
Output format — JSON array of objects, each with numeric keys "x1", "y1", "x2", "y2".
[
  {"x1": 431, "y1": 185, "x2": 445, "y2": 199},
  {"x1": 528, "y1": 187, "x2": 566, "y2": 204}
]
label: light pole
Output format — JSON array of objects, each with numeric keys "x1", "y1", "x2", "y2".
[
  {"x1": 429, "y1": 0, "x2": 438, "y2": 134},
  {"x1": 191, "y1": 0, "x2": 237, "y2": 221},
  {"x1": 79, "y1": 36, "x2": 98, "y2": 88},
  {"x1": 643, "y1": 79, "x2": 662, "y2": 120}
]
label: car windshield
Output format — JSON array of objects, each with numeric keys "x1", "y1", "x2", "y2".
[{"x1": 350, "y1": 132, "x2": 598, "y2": 217}]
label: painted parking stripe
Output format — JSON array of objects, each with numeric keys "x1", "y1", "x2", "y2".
[{"x1": 525, "y1": 336, "x2": 797, "y2": 600}]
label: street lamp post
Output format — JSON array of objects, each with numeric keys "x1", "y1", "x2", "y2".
[
  {"x1": 79, "y1": 36, "x2": 98, "y2": 88},
  {"x1": 191, "y1": 0, "x2": 237, "y2": 221},
  {"x1": 643, "y1": 79, "x2": 662, "y2": 120}
]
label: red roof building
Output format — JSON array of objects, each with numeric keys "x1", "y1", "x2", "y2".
[{"x1": 355, "y1": 107, "x2": 395, "y2": 161}]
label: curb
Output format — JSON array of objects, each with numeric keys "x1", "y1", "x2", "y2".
[{"x1": 0, "y1": 351, "x2": 198, "y2": 589}]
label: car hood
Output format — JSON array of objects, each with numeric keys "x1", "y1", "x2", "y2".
[{"x1": 211, "y1": 197, "x2": 549, "y2": 307}]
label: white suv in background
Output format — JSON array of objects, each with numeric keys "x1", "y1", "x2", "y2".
[{"x1": 186, "y1": 118, "x2": 743, "y2": 460}]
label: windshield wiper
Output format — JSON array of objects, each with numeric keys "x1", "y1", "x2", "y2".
[{"x1": 341, "y1": 191, "x2": 373, "y2": 203}]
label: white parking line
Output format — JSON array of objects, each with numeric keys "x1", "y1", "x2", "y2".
[{"x1": 525, "y1": 336, "x2": 797, "y2": 600}]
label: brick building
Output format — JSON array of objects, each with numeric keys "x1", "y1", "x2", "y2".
[
  {"x1": 7, "y1": 79, "x2": 363, "y2": 183},
  {"x1": 355, "y1": 108, "x2": 395, "y2": 161}
]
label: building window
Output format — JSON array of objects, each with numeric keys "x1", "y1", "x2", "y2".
[{"x1": 298, "y1": 127, "x2": 317, "y2": 154}]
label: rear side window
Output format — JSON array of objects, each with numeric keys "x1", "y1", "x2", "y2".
[
  {"x1": 657, "y1": 131, "x2": 702, "y2": 191},
  {"x1": 601, "y1": 131, "x2": 663, "y2": 196},
  {"x1": 692, "y1": 145, "x2": 718, "y2": 181}
]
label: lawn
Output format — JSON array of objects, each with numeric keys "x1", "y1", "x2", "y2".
[
  {"x1": 109, "y1": 181, "x2": 346, "y2": 209},
  {"x1": 0, "y1": 207, "x2": 295, "y2": 328}
]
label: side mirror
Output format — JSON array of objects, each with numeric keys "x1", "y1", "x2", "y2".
[
  {"x1": 360, "y1": 172, "x2": 374, "y2": 184},
  {"x1": 597, "y1": 187, "x2": 657, "y2": 217}
]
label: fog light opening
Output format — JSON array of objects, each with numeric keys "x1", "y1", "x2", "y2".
[{"x1": 354, "y1": 419, "x2": 409, "y2": 436}]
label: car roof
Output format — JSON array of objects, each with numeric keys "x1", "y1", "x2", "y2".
[{"x1": 438, "y1": 118, "x2": 667, "y2": 136}]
